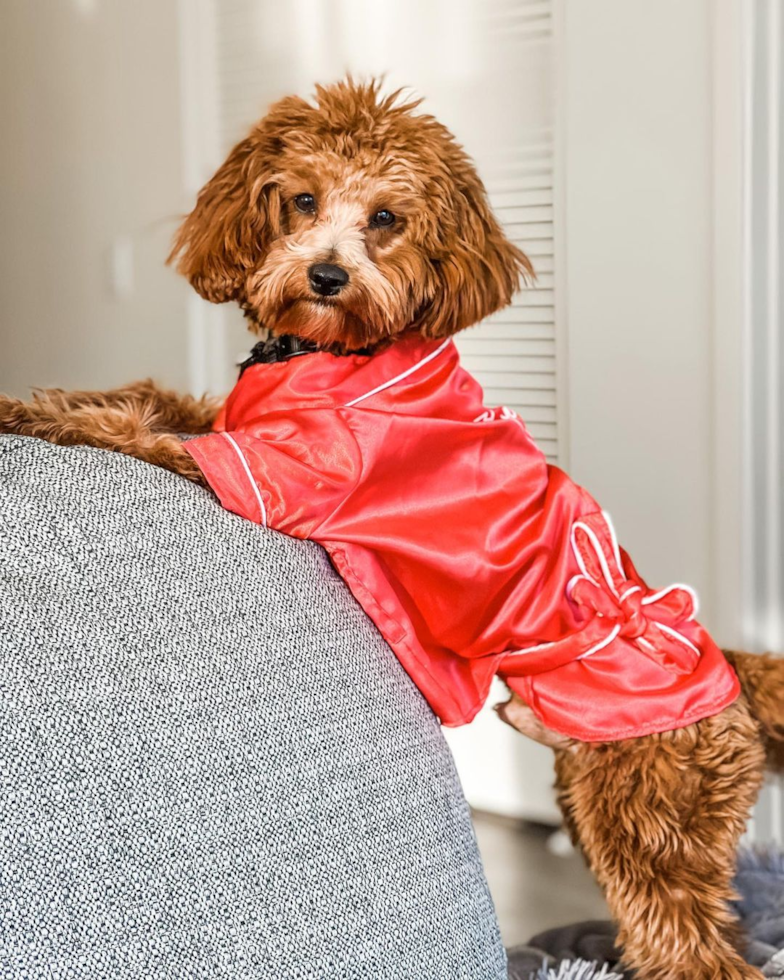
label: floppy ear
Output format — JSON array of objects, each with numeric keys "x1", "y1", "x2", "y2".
[
  {"x1": 416, "y1": 163, "x2": 533, "y2": 337},
  {"x1": 168, "y1": 136, "x2": 280, "y2": 304}
]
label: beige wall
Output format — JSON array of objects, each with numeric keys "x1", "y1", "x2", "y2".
[{"x1": 0, "y1": 0, "x2": 191, "y2": 396}]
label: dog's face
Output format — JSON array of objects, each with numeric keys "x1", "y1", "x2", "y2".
[{"x1": 171, "y1": 79, "x2": 531, "y2": 351}]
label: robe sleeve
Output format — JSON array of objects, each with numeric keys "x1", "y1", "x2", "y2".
[{"x1": 184, "y1": 409, "x2": 362, "y2": 538}]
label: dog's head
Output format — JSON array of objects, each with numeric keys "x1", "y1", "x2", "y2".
[{"x1": 170, "y1": 78, "x2": 532, "y2": 351}]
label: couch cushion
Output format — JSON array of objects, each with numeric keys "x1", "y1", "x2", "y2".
[{"x1": 0, "y1": 435, "x2": 506, "y2": 980}]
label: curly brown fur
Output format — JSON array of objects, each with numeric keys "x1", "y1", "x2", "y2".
[
  {"x1": 168, "y1": 77, "x2": 532, "y2": 349},
  {"x1": 0, "y1": 382, "x2": 216, "y2": 483},
  {"x1": 556, "y1": 699, "x2": 764, "y2": 980}
]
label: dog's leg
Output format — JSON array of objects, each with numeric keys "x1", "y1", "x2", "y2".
[
  {"x1": 0, "y1": 393, "x2": 205, "y2": 483},
  {"x1": 554, "y1": 700, "x2": 765, "y2": 980},
  {"x1": 20, "y1": 380, "x2": 221, "y2": 435}
]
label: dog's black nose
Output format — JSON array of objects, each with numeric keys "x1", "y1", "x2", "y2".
[{"x1": 309, "y1": 263, "x2": 349, "y2": 296}]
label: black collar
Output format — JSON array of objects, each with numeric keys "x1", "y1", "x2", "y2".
[
  {"x1": 239, "y1": 334, "x2": 372, "y2": 375},
  {"x1": 239, "y1": 335, "x2": 320, "y2": 374}
]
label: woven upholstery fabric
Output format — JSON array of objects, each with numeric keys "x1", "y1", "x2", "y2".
[{"x1": 0, "y1": 435, "x2": 506, "y2": 980}]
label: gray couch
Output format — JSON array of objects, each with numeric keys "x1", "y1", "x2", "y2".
[{"x1": 0, "y1": 435, "x2": 507, "y2": 979}]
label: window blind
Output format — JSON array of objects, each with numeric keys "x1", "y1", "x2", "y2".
[{"x1": 451, "y1": 1, "x2": 559, "y2": 461}]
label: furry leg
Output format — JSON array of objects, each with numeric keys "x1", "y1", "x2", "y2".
[
  {"x1": 22, "y1": 380, "x2": 220, "y2": 435},
  {"x1": 0, "y1": 393, "x2": 205, "y2": 483},
  {"x1": 554, "y1": 700, "x2": 766, "y2": 980}
]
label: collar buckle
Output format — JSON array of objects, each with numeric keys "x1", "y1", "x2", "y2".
[{"x1": 239, "y1": 334, "x2": 320, "y2": 374}]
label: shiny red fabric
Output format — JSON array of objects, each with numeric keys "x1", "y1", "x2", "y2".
[{"x1": 186, "y1": 335, "x2": 739, "y2": 740}]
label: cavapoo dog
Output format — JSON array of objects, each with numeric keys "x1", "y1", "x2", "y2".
[{"x1": 3, "y1": 78, "x2": 783, "y2": 980}]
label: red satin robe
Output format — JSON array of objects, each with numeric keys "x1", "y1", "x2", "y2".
[{"x1": 185, "y1": 335, "x2": 739, "y2": 740}]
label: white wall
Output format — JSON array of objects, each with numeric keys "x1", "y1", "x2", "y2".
[
  {"x1": 560, "y1": 0, "x2": 738, "y2": 638},
  {"x1": 0, "y1": 0, "x2": 191, "y2": 396}
]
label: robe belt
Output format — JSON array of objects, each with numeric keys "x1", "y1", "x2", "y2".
[{"x1": 500, "y1": 511, "x2": 701, "y2": 679}]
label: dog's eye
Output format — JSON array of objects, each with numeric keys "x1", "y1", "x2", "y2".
[
  {"x1": 294, "y1": 194, "x2": 316, "y2": 214},
  {"x1": 370, "y1": 209, "x2": 396, "y2": 228}
]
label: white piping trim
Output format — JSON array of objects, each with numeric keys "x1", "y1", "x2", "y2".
[
  {"x1": 507, "y1": 639, "x2": 555, "y2": 657},
  {"x1": 576, "y1": 623, "x2": 621, "y2": 661},
  {"x1": 566, "y1": 574, "x2": 585, "y2": 600},
  {"x1": 571, "y1": 521, "x2": 619, "y2": 597},
  {"x1": 570, "y1": 526, "x2": 599, "y2": 587},
  {"x1": 654, "y1": 621, "x2": 701, "y2": 657},
  {"x1": 508, "y1": 622, "x2": 622, "y2": 663},
  {"x1": 642, "y1": 583, "x2": 700, "y2": 620},
  {"x1": 618, "y1": 584, "x2": 642, "y2": 603},
  {"x1": 344, "y1": 338, "x2": 451, "y2": 408},
  {"x1": 600, "y1": 512, "x2": 700, "y2": 620},
  {"x1": 222, "y1": 432, "x2": 267, "y2": 528}
]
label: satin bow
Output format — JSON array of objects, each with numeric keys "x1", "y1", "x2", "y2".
[{"x1": 502, "y1": 511, "x2": 701, "y2": 678}]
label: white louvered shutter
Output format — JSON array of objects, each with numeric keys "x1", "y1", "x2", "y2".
[
  {"x1": 451, "y1": 2, "x2": 559, "y2": 463},
  {"x1": 456, "y1": 152, "x2": 558, "y2": 461}
]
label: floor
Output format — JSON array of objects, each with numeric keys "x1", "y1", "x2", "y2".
[{"x1": 472, "y1": 813, "x2": 609, "y2": 949}]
